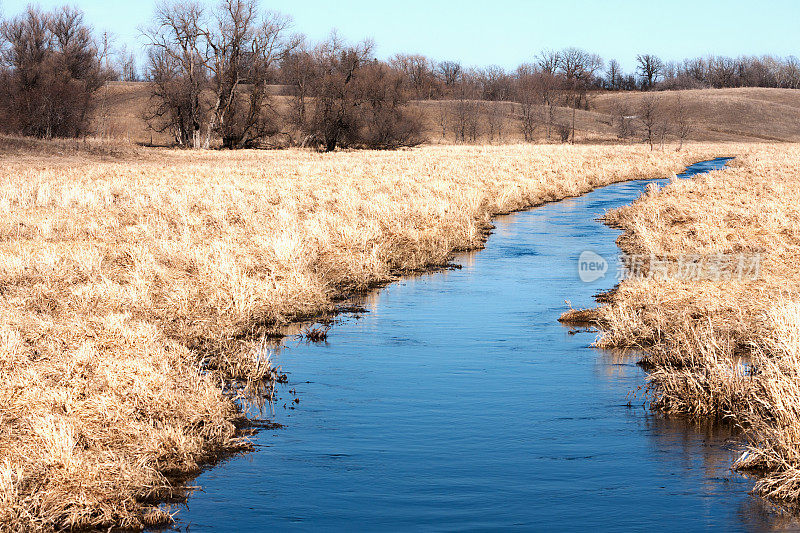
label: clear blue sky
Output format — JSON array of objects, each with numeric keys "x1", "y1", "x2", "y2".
[{"x1": 2, "y1": 0, "x2": 799, "y2": 72}]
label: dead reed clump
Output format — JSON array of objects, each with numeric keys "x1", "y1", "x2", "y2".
[
  {"x1": 558, "y1": 307, "x2": 601, "y2": 326},
  {"x1": 584, "y1": 143, "x2": 800, "y2": 505},
  {"x1": 0, "y1": 138, "x2": 728, "y2": 529},
  {"x1": 303, "y1": 325, "x2": 331, "y2": 342}
]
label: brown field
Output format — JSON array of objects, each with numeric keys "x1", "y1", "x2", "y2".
[
  {"x1": 97, "y1": 82, "x2": 800, "y2": 146},
  {"x1": 0, "y1": 138, "x2": 729, "y2": 530},
  {"x1": 594, "y1": 88, "x2": 800, "y2": 142},
  {"x1": 563, "y1": 143, "x2": 800, "y2": 505}
]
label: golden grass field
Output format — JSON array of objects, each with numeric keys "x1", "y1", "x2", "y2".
[
  {"x1": 562, "y1": 144, "x2": 800, "y2": 505},
  {"x1": 0, "y1": 136, "x2": 727, "y2": 530},
  {"x1": 98, "y1": 82, "x2": 800, "y2": 146}
]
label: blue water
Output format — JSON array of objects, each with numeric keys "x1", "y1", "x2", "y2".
[{"x1": 170, "y1": 157, "x2": 798, "y2": 531}]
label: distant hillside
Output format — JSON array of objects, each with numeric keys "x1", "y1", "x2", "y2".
[
  {"x1": 94, "y1": 82, "x2": 800, "y2": 146},
  {"x1": 595, "y1": 88, "x2": 800, "y2": 142}
]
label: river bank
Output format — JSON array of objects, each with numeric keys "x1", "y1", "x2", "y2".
[{"x1": 574, "y1": 144, "x2": 800, "y2": 506}]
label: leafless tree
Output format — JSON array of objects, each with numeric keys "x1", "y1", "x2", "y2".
[
  {"x1": 142, "y1": 2, "x2": 207, "y2": 147},
  {"x1": 437, "y1": 103, "x2": 449, "y2": 140},
  {"x1": 658, "y1": 116, "x2": 669, "y2": 150},
  {"x1": 537, "y1": 49, "x2": 560, "y2": 75},
  {"x1": 143, "y1": 0, "x2": 297, "y2": 149},
  {"x1": 533, "y1": 50, "x2": 567, "y2": 140},
  {"x1": 437, "y1": 60, "x2": 462, "y2": 89},
  {"x1": 0, "y1": 6, "x2": 109, "y2": 138},
  {"x1": 390, "y1": 53, "x2": 438, "y2": 99},
  {"x1": 96, "y1": 31, "x2": 115, "y2": 138},
  {"x1": 118, "y1": 45, "x2": 139, "y2": 81},
  {"x1": 356, "y1": 61, "x2": 425, "y2": 149},
  {"x1": 301, "y1": 34, "x2": 373, "y2": 150},
  {"x1": 779, "y1": 56, "x2": 800, "y2": 89},
  {"x1": 281, "y1": 46, "x2": 315, "y2": 140},
  {"x1": 476, "y1": 65, "x2": 512, "y2": 101},
  {"x1": 515, "y1": 64, "x2": 544, "y2": 142},
  {"x1": 683, "y1": 57, "x2": 707, "y2": 83},
  {"x1": 605, "y1": 59, "x2": 622, "y2": 90},
  {"x1": 290, "y1": 34, "x2": 423, "y2": 151},
  {"x1": 707, "y1": 55, "x2": 736, "y2": 88},
  {"x1": 556, "y1": 122, "x2": 571, "y2": 143},
  {"x1": 558, "y1": 47, "x2": 602, "y2": 143},
  {"x1": 637, "y1": 94, "x2": 662, "y2": 150},
  {"x1": 450, "y1": 71, "x2": 481, "y2": 143},
  {"x1": 485, "y1": 102, "x2": 508, "y2": 143},
  {"x1": 673, "y1": 94, "x2": 692, "y2": 150},
  {"x1": 611, "y1": 99, "x2": 636, "y2": 140},
  {"x1": 636, "y1": 53, "x2": 664, "y2": 90}
]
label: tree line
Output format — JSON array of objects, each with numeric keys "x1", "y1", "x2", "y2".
[
  {"x1": 1, "y1": 1, "x2": 799, "y2": 149},
  {"x1": 141, "y1": 0, "x2": 423, "y2": 150}
]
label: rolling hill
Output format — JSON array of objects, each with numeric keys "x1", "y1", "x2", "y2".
[{"x1": 94, "y1": 82, "x2": 800, "y2": 146}]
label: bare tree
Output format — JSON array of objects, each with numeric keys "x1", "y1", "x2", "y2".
[
  {"x1": 637, "y1": 94, "x2": 662, "y2": 150},
  {"x1": 636, "y1": 53, "x2": 664, "y2": 90},
  {"x1": 291, "y1": 34, "x2": 423, "y2": 151},
  {"x1": 477, "y1": 65, "x2": 511, "y2": 101},
  {"x1": 534, "y1": 50, "x2": 565, "y2": 140},
  {"x1": 142, "y1": 2, "x2": 207, "y2": 147},
  {"x1": 200, "y1": 0, "x2": 297, "y2": 148},
  {"x1": 303, "y1": 34, "x2": 373, "y2": 151},
  {"x1": 143, "y1": 0, "x2": 297, "y2": 149},
  {"x1": 779, "y1": 56, "x2": 800, "y2": 89},
  {"x1": 515, "y1": 64, "x2": 544, "y2": 142},
  {"x1": 437, "y1": 60, "x2": 462, "y2": 89},
  {"x1": 612, "y1": 99, "x2": 636, "y2": 140},
  {"x1": 556, "y1": 122, "x2": 571, "y2": 143},
  {"x1": 605, "y1": 59, "x2": 622, "y2": 90},
  {"x1": 390, "y1": 53, "x2": 437, "y2": 99},
  {"x1": 537, "y1": 49, "x2": 560, "y2": 75},
  {"x1": 673, "y1": 94, "x2": 692, "y2": 150},
  {"x1": 355, "y1": 61, "x2": 425, "y2": 149},
  {"x1": 558, "y1": 47, "x2": 602, "y2": 143},
  {"x1": 658, "y1": 116, "x2": 669, "y2": 151},
  {"x1": 281, "y1": 44, "x2": 314, "y2": 131},
  {"x1": 485, "y1": 101, "x2": 508, "y2": 143},
  {"x1": 450, "y1": 71, "x2": 481, "y2": 143},
  {"x1": 118, "y1": 45, "x2": 139, "y2": 81},
  {"x1": 0, "y1": 6, "x2": 109, "y2": 138},
  {"x1": 436, "y1": 103, "x2": 449, "y2": 140},
  {"x1": 707, "y1": 55, "x2": 737, "y2": 88}
]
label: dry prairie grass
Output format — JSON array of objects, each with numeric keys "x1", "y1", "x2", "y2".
[
  {"x1": 594, "y1": 88, "x2": 800, "y2": 142},
  {"x1": 582, "y1": 143, "x2": 800, "y2": 504},
  {"x1": 0, "y1": 139, "x2": 724, "y2": 530}
]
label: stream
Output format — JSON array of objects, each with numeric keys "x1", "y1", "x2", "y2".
[{"x1": 171, "y1": 158, "x2": 799, "y2": 531}]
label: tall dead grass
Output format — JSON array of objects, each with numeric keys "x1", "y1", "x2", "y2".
[
  {"x1": 0, "y1": 139, "x2": 723, "y2": 529},
  {"x1": 583, "y1": 144, "x2": 800, "y2": 505}
]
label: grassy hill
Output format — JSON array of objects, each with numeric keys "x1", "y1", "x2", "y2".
[
  {"x1": 93, "y1": 82, "x2": 800, "y2": 146},
  {"x1": 595, "y1": 88, "x2": 800, "y2": 142}
]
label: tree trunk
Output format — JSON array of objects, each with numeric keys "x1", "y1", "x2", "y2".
[{"x1": 325, "y1": 136, "x2": 337, "y2": 152}]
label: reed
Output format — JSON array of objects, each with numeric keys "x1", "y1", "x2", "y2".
[{"x1": 583, "y1": 143, "x2": 800, "y2": 504}]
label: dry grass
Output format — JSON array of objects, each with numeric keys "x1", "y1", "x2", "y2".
[
  {"x1": 581, "y1": 143, "x2": 800, "y2": 504},
  {"x1": 0, "y1": 138, "x2": 725, "y2": 530},
  {"x1": 595, "y1": 88, "x2": 800, "y2": 142}
]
